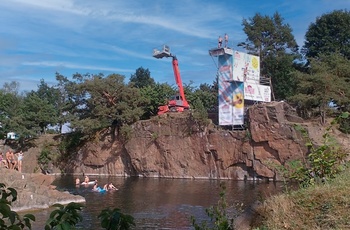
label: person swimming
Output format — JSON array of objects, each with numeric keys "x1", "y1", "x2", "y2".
[
  {"x1": 108, "y1": 182, "x2": 118, "y2": 190},
  {"x1": 93, "y1": 183, "x2": 106, "y2": 193}
]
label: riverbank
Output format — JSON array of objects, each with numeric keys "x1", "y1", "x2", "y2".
[
  {"x1": 252, "y1": 165, "x2": 350, "y2": 229},
  {"x1": 1, "y1": 168, "x2": 85, "y2": 212}
]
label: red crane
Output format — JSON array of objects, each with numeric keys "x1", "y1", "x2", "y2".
[{"x1": 153, "y1": 45, "x2": 190, "y2": 115}]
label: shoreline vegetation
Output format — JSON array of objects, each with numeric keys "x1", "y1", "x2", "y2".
[{"x1": 252, "y1": 164, "x2": 350, "y2": 229}]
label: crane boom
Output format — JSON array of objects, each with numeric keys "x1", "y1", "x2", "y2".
[{"x1": 172, "y1": 56, "x2": 187, "y2": 104}]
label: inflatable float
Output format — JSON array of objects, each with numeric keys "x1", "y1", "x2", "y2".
[
  {"x1": 93, "y1": 186, "x2": 106, "y2": 193},
  {"x1": 81, "y1": 181, "x2": 96, "y2": 185}
]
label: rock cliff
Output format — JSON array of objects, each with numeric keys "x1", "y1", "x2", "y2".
[{"x1": 63, "y1": 101, "x2": 308, "y2": 181}]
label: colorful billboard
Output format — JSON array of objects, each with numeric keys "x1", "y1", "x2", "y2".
[
  {"x1": 244, "y1": 83, "x2": 271, "y2": 102},
  {"x1": 218, "y1": 80, "x2": 244, "y2": 126},
  {"x1": 232, "y1": 51, "x2": 260, "y2": 83}
]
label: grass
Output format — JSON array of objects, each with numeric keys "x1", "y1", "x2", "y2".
[{"x1": 252, "y1": 166, "x2": 350, "y2": 230}]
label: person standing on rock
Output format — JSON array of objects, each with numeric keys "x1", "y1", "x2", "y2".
[{"x1": 17, "y1": 151, "x2": 24, "y2": 173}]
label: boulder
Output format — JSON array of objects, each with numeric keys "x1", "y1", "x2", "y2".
[{"x1": 0, "y1": 168, "x2": 85, "y2": 211}]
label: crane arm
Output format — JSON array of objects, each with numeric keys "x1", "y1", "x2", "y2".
[{"x1": 172, "y1": 56, "x2": 186, "y2": 102}]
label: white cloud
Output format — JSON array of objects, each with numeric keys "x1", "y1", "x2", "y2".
[{"x1": 22, "y1": 61, "x2": 134, "y2": 73}]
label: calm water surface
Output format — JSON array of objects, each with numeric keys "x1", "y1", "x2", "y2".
[{"x1": 27, "y1": 175, "x2": 285, "y2": 229}]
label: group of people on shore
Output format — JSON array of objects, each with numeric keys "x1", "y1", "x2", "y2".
[
  {"x1": 75, "y1": 175, "x2": 118, "y2": 192},
  {"x1": 0, "y1": 149, "x2": 24, "y2": 173}
]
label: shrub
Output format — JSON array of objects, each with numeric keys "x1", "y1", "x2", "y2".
[
  {"x1": 98, "y1": 207, "x2": 135, "y2": 230},
  {"x1": 0, "y1": 183, "x2": 36, "y2": 229}
]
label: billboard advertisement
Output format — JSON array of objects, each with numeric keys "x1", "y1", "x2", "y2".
[
  {"x1": 218, "y1": 80, "x2": 244, "y2": 126},
  {"x1": 232, "y1": 51, "x2": 260, "y2": 83},
  {"x1": 218, "y1": 54, "x2": 233, "y2": 125},
  {"x1": 244, "y1": 83, "x2": 271, "y2": 102}
]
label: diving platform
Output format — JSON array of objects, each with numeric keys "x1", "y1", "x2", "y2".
[
  {"x1": 153, "y1": 45, "x2": 172, "y2": 59},
  {"x1": 209, "y1": 47, "x2": 233, "y2": 57}
]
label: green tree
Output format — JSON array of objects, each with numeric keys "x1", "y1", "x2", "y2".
[
  {"x1": 303, "y1": 10, "x2": 350, "y2": 59},
  {"x1": 129, "y1": 67, "x2": 155, "y2": 88},
  {"x1": 289, "y1": 53, "x2": 350, "y2": 123},
  {"x1": 0, "y1": 83, "x2": 24, "y2": 137},
  {"x1": 66, "y1": 73, "x2": 146, "y2": 139},
  {"x1": 20, "y1": 92, "x2": 58, "y2": 135},
  {"x1": 241, "y1": 12, "x2": 299, "y2": 100},
  {"x1": 193, "y1": 82, "x2": 218, "y2": 111},
  {"x1": 139, "y1": 83, "x2": 175, "y2": 118}
]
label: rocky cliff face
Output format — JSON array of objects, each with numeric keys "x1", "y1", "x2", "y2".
[
  {"x1": 64, "y1": 101, "x2": 308, "y2": 181},
  {"x1": 0, "y1": 168, "x2": 85, "y2": 211}
]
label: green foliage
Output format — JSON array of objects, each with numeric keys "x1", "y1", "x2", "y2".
[
  {"x1": 264, "y1": 54, "x2": 298, "y2": 100},
  {"x1": 289, "y1": 53, "x2": 350, "y2": 121},
  {"x1": 129, "y1": 67, "x2": 155, "y2": 88},
  {"x1": 58, "y1": 132, "x2": 83, "y2": 155},
  {"x1": 0, "y1": 84, "x2": 24, "y2": 136},
  {"x1": 188, "y1": 82, "x2": 218, "y2": 112},
  {"x1": 66, "y1": 73, "x2": 146, "y2": 139},
  {"x1": 37, "y1": 143, "x2": 60, "y2": 172},
  {"x1": 98, "y1": 207, "x2": 135, "y2": 230},
  {"x1": 303, "y1": 9, "x2": 350, "y2": 59},
  {"x1": 241, "y1": 12, "x2": 299, "y2": 65},
  {"x1": 0, "y1": 183, "x2": 36, "y2": 230},
  {"x1": 119, "y1": 125, "x2": 133, "y2": 143},
  {"x1": 283, "y1": 119, "x2": 347, "y2": 187},
  {"x1": 241, "y1": 12, "x2": 299, "y2": 101},
  {"x1": 191, "y1": 98, "x2": 210, "y2": 128},
  {"x1": 45, "y1": 202, "x2": 84, "y2": 230},
  {"x1": 335, "y1": 112, "x2": 350, "y2": 134},
  {"x1": 191, "y1": 183, "x2": 237, "y2": 230},
  {"x1": 139, "y1": 83, "x2": 175, "y2": 119},
  {"x1": 21, "y1": 92, "x2": 58, "y2": 135}
]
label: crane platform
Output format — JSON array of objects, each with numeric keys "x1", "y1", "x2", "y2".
[
  {"x1": 209, "y1": 47, "x2": 233, "y2": 57},
  {"x1": 153, "y1": 45, "x2": 172, "y2": 59}
]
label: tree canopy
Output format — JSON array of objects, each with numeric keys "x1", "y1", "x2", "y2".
[
  {"x1": 303, "y1": 10, "x2": 350, "y2": 59},
  {"x1": 289, "y1": 53, "x2": 350, "y2": 122},
  {"x1": 241, "y1": 12, "x2": 299, "y2": 100}
]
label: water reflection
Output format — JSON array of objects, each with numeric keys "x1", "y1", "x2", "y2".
[{"x1": 26, "y1": 175, "x2": 286, "y2": 229}]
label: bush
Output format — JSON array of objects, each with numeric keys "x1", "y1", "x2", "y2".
[
  {"x1": 0, "y1": 183, "x2": 36, "y2": 229},
  {"x1": 98, "y1": 207, "x2": 135, "y2": 230},
  {"x1": 45, "y1": 202, "x2": 84, "y2": 230}
]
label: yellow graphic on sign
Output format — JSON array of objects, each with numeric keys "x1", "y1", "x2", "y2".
[
  {"x1": 233, "y1": 92, "x2": 244, "y2": 109},
  {"x1": 252, "y1": 57, "x2": 259, "y2": 69}
]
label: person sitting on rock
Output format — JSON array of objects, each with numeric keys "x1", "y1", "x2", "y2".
[
  {"x1": 6, "y1": 149, "x2": 17, "y2": 170},
  {"x1": 0, "y1": 152, "x2": 8, "y2": 168}
]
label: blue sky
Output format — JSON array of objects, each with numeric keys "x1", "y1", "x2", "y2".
[{"x1": 0, "y1": 0, "x2": 349, "y2": 92}]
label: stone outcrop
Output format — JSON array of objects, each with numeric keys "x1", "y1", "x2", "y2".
[
  {"x1": 59, "y1": 101, "x2": 308, "y2": 181},
  {"x1": 1, "y1": 168, "x2": 85, "y2": 211}
]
